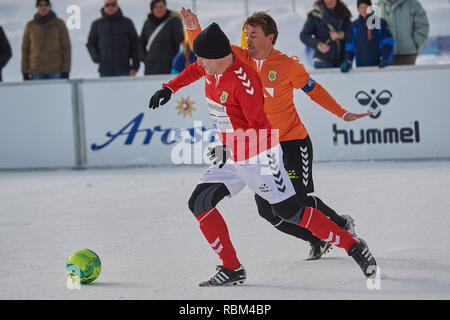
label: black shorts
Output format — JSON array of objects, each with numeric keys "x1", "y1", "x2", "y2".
[{"x1": 280, "y1": 136, "x2": 314, "y2": 197}]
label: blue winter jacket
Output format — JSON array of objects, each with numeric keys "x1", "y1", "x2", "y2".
[{"x1": 344, "y1": 13, "x2": 395, "y2": 67}]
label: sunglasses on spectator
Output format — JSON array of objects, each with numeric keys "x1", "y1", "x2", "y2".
[
  {"x1": 105, "y1": 3, "x2": 117, "y2": 7},
  {"x1": 38, "y1": 3, "x2": 49, "y2": 7}
]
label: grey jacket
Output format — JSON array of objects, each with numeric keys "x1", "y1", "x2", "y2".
[{"x1": 376, "y1": 0, "x2": 429, "y2": 55}]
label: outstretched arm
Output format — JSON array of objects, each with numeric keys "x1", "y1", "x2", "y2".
[
  {"x1": 292, "y1": 59, "x2": 371, "y2": 122},
  {"x1": 342, "y1": 112, "x2": 372, "y2": 122}
]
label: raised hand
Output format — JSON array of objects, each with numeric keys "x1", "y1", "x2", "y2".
[{"x1": 181, "y1": 7, "x2": 199, "y2": 30}]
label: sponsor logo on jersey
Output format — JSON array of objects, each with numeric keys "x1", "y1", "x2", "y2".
[
  {"x1": 268, "y1": 70, "x2": 277, "y2": 82},
  {"x1": 176, "y1": 96, "x2": 196, "y2": 117},
  {"x1": 220, "y1": 91, "x2": 229, "y2": 104},
  {"x1": 258, "y1": 183, "x2": 272, "y2": 193}
]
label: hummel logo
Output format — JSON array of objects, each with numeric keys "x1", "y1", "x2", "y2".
[{"x1": 355, "y1": 89, "x2": 393, "y2": 119}]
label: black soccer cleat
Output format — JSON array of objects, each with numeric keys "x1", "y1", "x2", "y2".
[
  {"x1": 199, "y1": 265, "x2": 246, "y2": 287},
  {"x1": 306, "y1": 240, "x2": 333, "y2": 261},
  {"x1": 348, "y1": 238, "x2": 377, "y2": 278}
]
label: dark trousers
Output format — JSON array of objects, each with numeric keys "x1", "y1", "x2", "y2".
[
  {"x1": 390, "y1": 54, "x2": 417, "y2": 65},
  {"x1": 31, "y1": 72, "x2": 62, "y2": 80}
]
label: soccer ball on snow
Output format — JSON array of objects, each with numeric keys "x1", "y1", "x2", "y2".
[{"x1": 66, "y1": 249, "x2": 101, "y2": 284}]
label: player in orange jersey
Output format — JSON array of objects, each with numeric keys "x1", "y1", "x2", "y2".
[{"x1": 181, "y1": 8, "x2": 372, "y2": 260}]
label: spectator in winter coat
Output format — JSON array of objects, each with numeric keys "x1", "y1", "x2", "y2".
[
  {"x1": 140, "y1": 0, "x2": 184, "y2": 75},
  {"x1": 87, "y1": 0, "x2": 141, "y2": 77},
  {"x1": 21, "y1": 0, "x2": 71, "y2": 80},
  {"x1": 376, "y1": 0, "x2": 429, "y2": 65},
  {"x1": 300, "y1": 0, "x2": 352, "y2": 68},
  {"x1": 340, "y1": 0, "x2": 395, "y2": 72},
  {"x1": 0, "y1": 26, "x2": 12, "y2": 82}
]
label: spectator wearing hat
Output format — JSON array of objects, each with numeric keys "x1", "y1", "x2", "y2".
[
  {"x1": 340, "y1": 0, "x2": 395, "y2": 72},
  {"x1": 376, "y1": 0, "x2": 429, "y2": 65},
  {"x1": 87, "y1": 0, "x2": 141, "y2": 77},
  {"x1": 140, "y1": 0, "x2": 184, "y2": 75},
  {"x1": 0, "y1": 25, "x2": 12, "y2": 82},
  {"x1": 21, "y1": 0, "x2": 71, "y2": 80},
  {"x1": 300, "y1": 0, "x2": 352, "y2": 69}
]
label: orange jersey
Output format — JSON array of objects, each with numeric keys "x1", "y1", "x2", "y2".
[{"x1": 187, "y1": 27, "x2": 348, "y2": 141}]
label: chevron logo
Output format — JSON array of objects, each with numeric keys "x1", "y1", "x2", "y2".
[
  {"x1": 210, "y1": 237, "x2": 223, "y2": 253},
  {"x1": 274, "y1": 176, "x2": 284, "y2": 186},
  {"x1": 325, "y1": 231, "x2": 340, "y2": 246},
  {"x1": 234, "y1": 67, "x2": 254, "y2": 95},
  {"x1": 242, "y1": 79, "x2": 251, "y2": 88},
  {"x1": 277, "y1": 185, "x2": 286, "y2": 193},
  {"x1": 270, "y1": 163, "x2": 279, "y2": 172},
  {"x1": 237, "y1": 73, "x2": 247, "y2": 81}
]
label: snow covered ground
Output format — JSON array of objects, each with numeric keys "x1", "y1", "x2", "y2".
[
  {"x1": 1, "y1": 0, "x2": 450, "y2": 302},
  {"x1": 1, "y1": 160, "x2": 450, "y2": 300}
]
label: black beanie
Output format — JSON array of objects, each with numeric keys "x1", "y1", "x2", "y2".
[
  {"x1": 36, "y1": 0, "x2": 50, "y2": 6},
  {"x1": 193, "y1": 23, "x2": 232, "y2": 59},
  {"x1": 357, "y1": 0, "x2": 372, "y2": 7}
]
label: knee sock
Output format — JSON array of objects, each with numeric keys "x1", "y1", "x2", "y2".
[
  {"x1": 300, "y1": 207, "x2": 358, "y2": 252},
  {"x1": 196, "y1": 208, "x2": 241, "y2": 270},
  {"x1": 306, "y1": 195, "x2": 347, "y2": 228}
]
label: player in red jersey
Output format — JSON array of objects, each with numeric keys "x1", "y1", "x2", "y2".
[
  {"x1": 181, "y1": 8, "x2": 373, "y2": 260},
  {"x1": 148, "y1": 23, "x2": 376, "y2": 286}
]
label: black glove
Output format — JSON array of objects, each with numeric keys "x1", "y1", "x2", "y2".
[
  {"x1": 207, "y1": 145, "x2": 231, "y2": 168},
  {"x1": 23, "y1": 73, "x2": 31, "y2": 81},
  {"x1": 149, "y1": 87, "x2": 172, "y2": 109},
  {"x1": 61, "y1": 72, "x2": 69, "y2": 79}
]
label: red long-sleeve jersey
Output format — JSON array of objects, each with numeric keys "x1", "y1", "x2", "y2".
[{"x1": 163, "y1": 54, "x2": 278, "y2": 162}]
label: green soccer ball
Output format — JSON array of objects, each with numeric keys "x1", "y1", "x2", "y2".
[{"x1": 66, "y1": 249, "x2": 101, "y2": 284}]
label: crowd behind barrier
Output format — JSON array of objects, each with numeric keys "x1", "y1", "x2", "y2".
[{"x1": 0, "y1": 0, "x2": 431, "y2": 82}]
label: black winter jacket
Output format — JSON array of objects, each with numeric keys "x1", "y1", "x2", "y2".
[
  {"x1": 300, "y1": 5, "x2": 351, "y2": 65},
  {"x1": 140, "y1": 10, "x2": 184, "y2": 75},
  {"x1": 0, "y1": 26, "x2": 12, "y2": 81},
  {"x1": 87, "y1": 8, "x2": 141, "y2": 74}
]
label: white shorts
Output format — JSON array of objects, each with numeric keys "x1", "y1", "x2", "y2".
[{"x1": 199, "y1": 145, "x2": 296, "y2": 204}]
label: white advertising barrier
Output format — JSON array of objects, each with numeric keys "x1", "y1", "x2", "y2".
[
  {"x1": 0, "y1": 81, "x2": 76, "y2": 169},
  {"x1": 1, "y1": 65, "x2": 449, "y2": 169},
  {"x1": 83, "y1": 76, "x2": 218, "y2": 167},
  {"x1": 294, "y1": 65, "x2": 450, "y2": 161}
]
